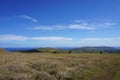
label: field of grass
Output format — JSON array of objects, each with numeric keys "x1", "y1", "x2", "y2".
[{"x1": 0, "y1": 52, "x2": 120, "y2": 80}]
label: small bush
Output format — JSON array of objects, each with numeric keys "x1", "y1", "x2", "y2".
[{"x1": 33, "y1": 71, "x2": 57, "y2": 80}]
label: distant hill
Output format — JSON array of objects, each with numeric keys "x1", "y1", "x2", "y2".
[
  {"x1": 14, "y1": 47, "x2": 70, "y2": 53},
  {"x1": 13, "y1": 46, "x2": 120, "y2": 54},
  {"x1": 71, "y1": 46, "x2": 120, "y2": 53},
  {"x1": 0, "y1": 48, "x2": 9, "y2": 54},
  {"x1": 114, "y1": 47, "x2": 120, "y2": 50},
  {"x1": 36, "y1": 47, "x2": 58, "y2": 53}
]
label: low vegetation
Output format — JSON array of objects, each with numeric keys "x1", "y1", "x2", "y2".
[{"x1": 0, "y1": 49, "x2": 120, "y2": 80}]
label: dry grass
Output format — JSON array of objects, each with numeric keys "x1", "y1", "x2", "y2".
[
  {"x1": 0, "y1": 48, "x2": 9, "y2": 54},
  {"x1": 0, "y1": 52, "x2": 120, "y2": 80}
]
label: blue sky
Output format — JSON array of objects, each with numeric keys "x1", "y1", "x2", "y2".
[{"x1": 0, "y1": 0, "x2": 120, "y2": 47}]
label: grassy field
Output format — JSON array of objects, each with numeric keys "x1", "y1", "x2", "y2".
[{"x1": 0, "y1": 52, "x2": 120, "y2": 80}]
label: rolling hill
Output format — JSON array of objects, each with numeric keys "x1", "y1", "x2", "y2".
[
  {"x1": 71, "y1": 46, "x2": 120, "y2": 53},
  {"x1": 12, "y1": 46, "x2": 120, "y2": 54},
  {"x1": 13, "y1": 47, "x2": 71, "y2": 53},
  {"x1": 0, "y1": 48, "x2": 9, "y2": 54}
]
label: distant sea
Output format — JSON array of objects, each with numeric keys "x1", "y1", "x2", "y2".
[{"x1": 4, "y1": 48, "x2": 36, "y2": 52}]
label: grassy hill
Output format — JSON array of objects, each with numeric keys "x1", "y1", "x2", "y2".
[
  {"x1": 37, "y1": 47, "x2": 58, "y2": 53},
  {"x1": 14, "y1": 47, "x2": 71, "y2": 53},
  {"x1": 0, "y1": 48, "x2": 9, "y2": 54},
  {"x1": 0, "y1": 52, "x2": 120, "y2": 80},
  {"x1": 71, "y1": 46, "x2": 120, "y2": 53},
  {"x1": 13, "y1": 47, "x2": 120, "y2": 54}
]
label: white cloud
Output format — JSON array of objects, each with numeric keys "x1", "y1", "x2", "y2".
[
  {"x1": 28, "y1": 26, "x2": 65, "y2": 30},
  {"x1": 99, "y1": 22, "x2": 115, "y2": 28},
  {"x1": 20, "y1": 15, "x2": 38, "y2": 23},
  {"x1": 104, "y1": 22, "x2": 115, "y2": 26},
  {"x1": 0, "y1": 34, "x2": 72, "y2": 41},
  {"x1": 28, "y1": 19, "x2": 116, "y2": 31},
  {"x1": 80, "y1": 37, "x2": 120, "y2": 42},
  {"x1": 100, "y1": 22, "x2": 116, "y2": 28},
  {"x1": 0, "y1": 34, "x2": 28, "y2": 41},
  {"x1": 68, "y1": 24, "x2": 96, "y2": 30},
  {"x1": 0, "y1": 34, "x2": 120, "y2": 46},
  {"x1": 75, "y1": 19, "x2": 116, "y2": 28},
  {"x1": 31, "y1": 37, "x2": 73, "y2": 41},
  {"x1": 28, "y1": 23, "x2": 96, "y2": 30},
  {"x1": 74, "y1": 37, "x2": 120, "y2": 46}
]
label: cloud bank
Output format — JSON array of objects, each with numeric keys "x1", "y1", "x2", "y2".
[
  {"x1": 28, "y1": 24, "x2": 96, "y2": 30},
  {"x1": 0, "y1": 34, "x2": 72, "y2": 41},
  {"x1": 0, "y1": 34, "x2": 120, "y2": 47},
  {"x1": 0, "y1": 34, "x2": 28, "y2": 41},
  {"x1": 28, "y1": 20, "x2": 115, "y2": 31},
  {"x1": 0, "y1": 34, "x2": 119, "y2": 42}
]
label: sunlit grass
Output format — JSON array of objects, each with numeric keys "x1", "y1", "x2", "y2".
[{"x1": 0, "y1": 52, "x2": 120, "y2": 80}]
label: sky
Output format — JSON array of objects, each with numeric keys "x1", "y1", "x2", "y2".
[{"x1": 0, "y1": 0, "x2": 120, "y2": 47}]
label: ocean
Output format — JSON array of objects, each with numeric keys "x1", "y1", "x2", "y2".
[{"x1": 4, "y1": 48, "x2": 36, "y2": 52}]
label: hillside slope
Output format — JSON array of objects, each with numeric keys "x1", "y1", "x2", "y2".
[
  {"x1": 0, "y1": 48, "x2": 9, "y2": 54},
  {"x1": 14, "y1": 47, "x2": 70, "y2": 53},
  {"x1": 71, "y1": 46, "x2": 120, "y2": 53},
  {"x1": 0, "y1": 53, "x2": 120, "y2": 80},
  {"x1": 13, "y1": 46, "x2": 120, "y2": 54}
]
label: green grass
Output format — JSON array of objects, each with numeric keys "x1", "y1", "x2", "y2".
[{"x1": 0, "y1": 52, "x2": 120, "y2": 80}]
